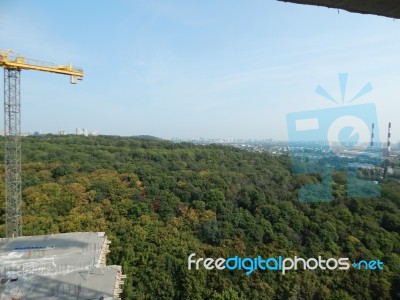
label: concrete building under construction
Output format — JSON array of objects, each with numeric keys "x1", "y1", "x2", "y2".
[{"x1": 0, "y1": 232, "x2": 125, "y2": 299}]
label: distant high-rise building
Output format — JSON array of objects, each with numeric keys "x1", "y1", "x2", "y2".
[
  {"x1": 370, "y1": 123, "x2": 374, "y2": 147},
  {"x1": 387, "y1": 122, "x2": 391, "y2": 156}
]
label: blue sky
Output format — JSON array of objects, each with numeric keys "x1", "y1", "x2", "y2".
[{"x1": 1, "y1": 0, "x2": 400, "y2": 141}]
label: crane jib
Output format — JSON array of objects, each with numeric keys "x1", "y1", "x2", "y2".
[{"x1": 0, "y1": 52, "x2": 84, "y2": 78}]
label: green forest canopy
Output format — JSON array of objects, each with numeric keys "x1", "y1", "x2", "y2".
[{"x1": 0, "y1": 135, "x2": 399, "y2": 299}]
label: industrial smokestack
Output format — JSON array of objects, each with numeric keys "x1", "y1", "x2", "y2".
[
  {"x1": 370, "y1": 123, "x2": 374, "y2": 147},
  {"x1": 387, "y1": 122, "x2": 391, "y2": 156}
]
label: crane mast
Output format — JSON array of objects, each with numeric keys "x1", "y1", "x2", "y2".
[{"x1": 0, "y1": 50, "x2": 84, "y2": 238}]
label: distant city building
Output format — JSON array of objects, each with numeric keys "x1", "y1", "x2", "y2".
[
  {"x1": 58, "y1": 130, "x2": 68, "y2": 135},
  {"x1": 76, "y1": 128, "x2": 89, "y2": 136},
  {"x1": 76, "y1": 128, "x2": 98, "y2": 136}
]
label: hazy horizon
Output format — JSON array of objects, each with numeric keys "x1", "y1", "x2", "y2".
[{"x1": 1, "y1": 1, "x2": 400, "y2": 142}]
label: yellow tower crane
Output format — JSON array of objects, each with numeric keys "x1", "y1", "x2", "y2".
[{"x1": 0, "y1": 49, "x2": 84, "y2": 237}]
